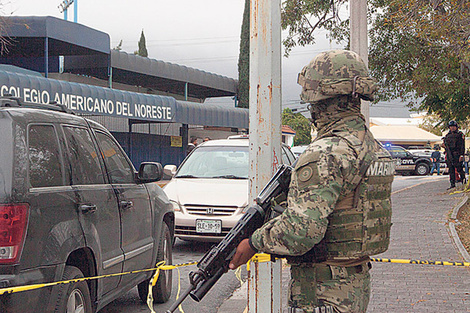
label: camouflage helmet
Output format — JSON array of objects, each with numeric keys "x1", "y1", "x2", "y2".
[{"x1": 297, "y1": 50, "x2": 378, "y2": 103}]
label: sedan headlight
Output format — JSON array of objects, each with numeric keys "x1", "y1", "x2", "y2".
[{"x1": 170, "y1": 200, "x2": 182, "y2": 212}]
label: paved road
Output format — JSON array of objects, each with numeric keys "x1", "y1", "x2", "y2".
[
  {"x1": 99, "y1": 239, "x2": 244, "y2": 313},
  {"x1": 392, "y1": 174, "x2": 448, "y2": 193}
]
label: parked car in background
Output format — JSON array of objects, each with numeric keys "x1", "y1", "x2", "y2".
[
  {"x1": 163, "y1": 136, "x2": 296, "y2": 242},
  {"x1": 406, "y1": 147, "x2": 433, "y2": 157},
  {"x1": 407, "y1": 147, "x2": 448, "y2": 174},
  {"x1": 0, "y1": 97, "x2": 174, "y2": 312},
  {"x1": 291, "y1": 145, "x2": 308, "y2": 158},
  {"x1": 384, "y1": 145, "x2": 447, "y2": 175}
]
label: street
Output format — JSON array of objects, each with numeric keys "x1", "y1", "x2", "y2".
[
  {"x1": 100, "y1": 174, "x2": 452, "y2": 313},
  {"x1": 392, "y1": 174, "x2": 448, "y2": 194},
  {"x1": 99, "y1": 239, "x2": 245, "y2": 313}
]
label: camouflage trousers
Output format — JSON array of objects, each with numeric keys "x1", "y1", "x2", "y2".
[{"x1": 288, "y1": 263, "x2": 371, "y2": 313}]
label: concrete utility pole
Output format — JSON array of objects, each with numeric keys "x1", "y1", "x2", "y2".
[
  {"x1": 350, "y1": 0, "x2": 369, "y2": 124},
  {"x1": 248, "y1": 0, "x2": 283, "y2": 312}
]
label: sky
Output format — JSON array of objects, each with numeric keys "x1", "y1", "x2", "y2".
[{"x1": 4, "y1": 0, "x2": 345, "y2": 109}]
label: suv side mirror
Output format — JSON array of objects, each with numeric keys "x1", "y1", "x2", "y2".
[
  {"x1": 163, "y1": 165, "x2": 177, "y2": 178},
  {"x1": 137, "y1": 162, "x2": 163, "y2": 183}
]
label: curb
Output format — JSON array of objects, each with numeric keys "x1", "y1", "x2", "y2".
[{"x1": 448, "y1": 194, "x2": 470, "y2": 263}]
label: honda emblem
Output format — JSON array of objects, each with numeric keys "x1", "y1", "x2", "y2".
[{"x1": 206, "y1": 207, "x2": 214, "y2": 215}]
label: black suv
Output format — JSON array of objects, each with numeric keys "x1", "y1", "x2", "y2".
[
  {"x1": 384, "y1": 145, "x2": 433, "y2": 175},
  {"x1": 0, "y1": 98, "x2": 174, "y2": 312}
]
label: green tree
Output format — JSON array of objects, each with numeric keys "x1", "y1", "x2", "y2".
[
  {"x1": 135, "y1": 30, "x2": 148, "y2": 57},
  {"x1": 237, "y1": 0, "x2": 250, "y2": 108},
  {"x1": 388, "y1": 0, "x2": 470, "y2": 63},
  {"x1": 113, "y1": 40, "x2": 123, "y2": 51},
  {"x1": 281, "y1": 0, "x2": 350, "y2": 56},
  {"x1": 280, "y1": 0, "x2": 470, "y2": 126},
  {"x1": 282, "y1": 108, "x2": 312, "y2": 145},
  {"x1": 369, "y1": 1, "x2": 470, "y2": 126}
]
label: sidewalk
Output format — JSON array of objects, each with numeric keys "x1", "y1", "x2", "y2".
[{"x1": 218, "y1": 177, "x2": 470, "y2": 313}]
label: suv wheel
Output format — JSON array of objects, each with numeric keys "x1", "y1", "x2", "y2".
[
  {"x1": 138, "y1": 223, "x2": 173, "y2": 304},
  {"x1": 54, "y1": 266, "x2": 92, "y2": 313},
  {"x1": 415, "y1": 163, "x2": 430, "y2": 176}
]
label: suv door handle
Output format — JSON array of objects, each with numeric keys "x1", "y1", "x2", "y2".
[
  {"x1": 120, "y1": 200, "x2": 134, "y2": 210},
  {"x1": 79, "y1": 204, "x2": 97, "y2": 214}
]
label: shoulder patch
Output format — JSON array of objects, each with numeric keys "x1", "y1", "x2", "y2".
[{"x1": 298, "y1": 166, "x2": 314, "y2": 182}]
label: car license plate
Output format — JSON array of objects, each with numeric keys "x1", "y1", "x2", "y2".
[{"x1": 196, "y1": 220, "x2": 222, "y2": 234}]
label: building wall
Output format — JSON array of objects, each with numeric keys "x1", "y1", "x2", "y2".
[
  {"x1": 83, "y1": 114, "x2": 186, "y2": 167},
  {"x1": 112, "y1": 132, "x2": 185, "y2": 169},
  {"x1": 282, "y1": 134, "x2": 295, "y2": 147}
]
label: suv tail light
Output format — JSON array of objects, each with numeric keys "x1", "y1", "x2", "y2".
[{"x1": 0, "y1": 203, "x2": 29, "y2": 264}]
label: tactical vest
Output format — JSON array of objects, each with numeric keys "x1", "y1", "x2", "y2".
[
  {"x1": 288, "y1": 129, "x2": 394, "y2": 263},
  {"x1": 323, "y1": 130, "x2": 394, "y2": 259},
  {"x1": 445, "y1": 131, "x2": 464, "y2": 154}
]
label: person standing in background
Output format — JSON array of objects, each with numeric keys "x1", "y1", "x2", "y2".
[
  {"x1": 187, "y1": 136, "x2": 198, "y2": 155},
  {"x1": 443, "y1": 120, "x2": 465, "y2": 189},
  {"x1": 430, "y1": 145, "x2": 441, "y2": 175}
]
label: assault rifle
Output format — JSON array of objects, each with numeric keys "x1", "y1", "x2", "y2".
[
  {"x1": 165, "y1": 164, "x2": 293, "y2": 313},
  {"x1": 443, "y1": 141, "x2": 454, "y2": 165}
]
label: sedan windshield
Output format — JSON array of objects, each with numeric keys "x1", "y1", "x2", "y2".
[{"x1": 176, "y1": 146, "x2": 249, "y2": 179}]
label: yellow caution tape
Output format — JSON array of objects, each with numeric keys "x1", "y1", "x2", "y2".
[
  {"x1": 247, "y1": 253, "x2": 273, "y2": 271},
  {"x1": 2, "y1": 253, "x2": 469, "y2": 313},
  {"x1": 234, "y1": 267, "x2": 243, "y2": 286},
  {"x1": 449, "y1": 176, "x2": 470, "y2": 194},
  {"x1": 248, "y1": 253, "x2": 470, "y2": 268},
  {"x1": 147, "y1": 261, "x2": 188, "y2": 313},
  {"x1": 175, "y1": 267, "x2": 185, "y2": 313},
  {"x1": 370, "y1": 258, "x2": 470, "y2": 267},
  {"x1": 146, "y1": 261, "x2": 163, "y2": 313},
  {"x1": 0, "y1": 260, "x2": 198, "y2": 296}
]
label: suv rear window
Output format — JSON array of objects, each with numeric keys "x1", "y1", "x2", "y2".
[{"x1": 28, "y1": 125, "x2": 64, "y2": 188}]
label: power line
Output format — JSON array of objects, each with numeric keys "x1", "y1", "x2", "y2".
[{"x1": 112, "y1": 36, "x2": 240, "y2": 44}]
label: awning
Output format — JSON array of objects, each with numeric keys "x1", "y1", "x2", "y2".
[
  {"x1": 0, "y1": 67, "x2": 248, "y2": 128},
  {"x1": 1, "y1": 16, "x2": 110, "y2": 56},
  {"x1": 0, "y1": 16, "x2": 110, "y2": 76},
  {"x1": 370, "y1": 126, "x2": 442, "y2": 143},
  {"x1": 174, "y1": 101, "x2": 248, "y2": 128},
  {"x1": 111, "y1": 51, "x2": 238, "y2": 99}
]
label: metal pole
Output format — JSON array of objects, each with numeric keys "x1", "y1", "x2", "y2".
[
  {"x1": 109, "y1": 66, "x2": 113, "y2": 88},
  {"x1": 109, "y1": 54, "x2": 113, "y2": 88},
  {"x1": 350, "y1": 0, "x2": 369, "y2": 124},
  {"x1": 184, "y1": 82, "x2": 188, "y2": 101},
  {"x1": 248, "y1": 0, "x2": 282, "y2": 312},
  {"x1": 74, "y1": 0, "x2": 78, "y2": 23},
  {"x1": 64, "y1": 9, "x2": 68, "y2": 20},
  {"x1": 44, "y1": 37, "x2": 49, "y2": 78}
]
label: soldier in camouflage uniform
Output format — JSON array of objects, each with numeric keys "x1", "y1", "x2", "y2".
[{"x1": 229, "y1": 50, "x2": 394, "y2": 313}]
